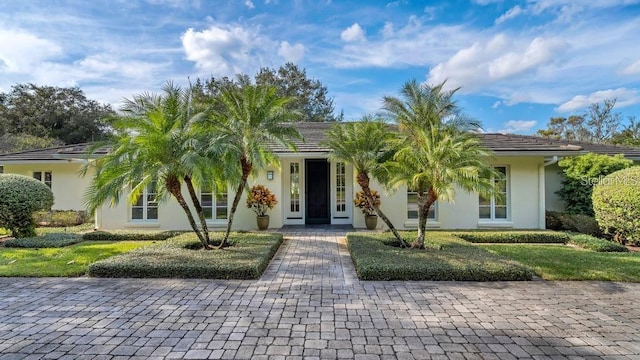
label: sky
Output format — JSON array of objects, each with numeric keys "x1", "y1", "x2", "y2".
[{"x1": 1, "y1": 0, "x2": 639, "y2": 134}]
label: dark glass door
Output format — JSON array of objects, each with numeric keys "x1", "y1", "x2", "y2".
[{"x1": 305, "y1": 159, "x2": 330, "y2": 224}]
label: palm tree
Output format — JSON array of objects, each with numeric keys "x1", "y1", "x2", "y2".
[
  {"x1": 323, "y1": 116, "x2": 408, "y2": 248},
  {"x1": 200, "y1": 81, "x2": 301, "y2": 249},
  {"x1": 383, "y1": 80, "x2": 497, "y2": 249},
  {"x1": 82, "y1": 82, "x2": 218, "y2": 249}
]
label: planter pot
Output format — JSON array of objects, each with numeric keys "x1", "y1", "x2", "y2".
[
  {"x1": 365, "y1": 215, "x2": 378, "y2": 230},
  {"x1": 256, "y1": 215, "x2": 270, "y2": 230}
]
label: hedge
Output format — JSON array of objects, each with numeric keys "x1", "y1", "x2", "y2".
[
  {"x1": 2, "y1": 233, "x2": 84, "y2": 248},
  {"x1": 347, "y1": 232, "x2": 533, "y2": 281},
  {"x1": 568, "y1": 234, "x2": 628, "y2": 253},
  {"x1": 82, "y1": 230, "x2": 182, "y2": 241},
  {"x1": 88, "y1": 232, "x2": 283, "y2": 279},
  {"x1": 455, "y1": 231, "x2": 569, "y2": 244}
]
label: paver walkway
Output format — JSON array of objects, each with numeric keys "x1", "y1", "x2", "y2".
[{"x1": 1, "y1": 228, "x2": 640, "y2": 359}]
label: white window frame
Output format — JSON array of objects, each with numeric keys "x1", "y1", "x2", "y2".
[
  {"x1": 200, "y1": 183, "x2": 228, "y2": 223},
  {"x1": 32, "y1": 171, "x2": 52, "y2": 189},
  {"x1": 330, "y1": 161, "x2": 352, "y2": 223},
  {"x1": 284, "y1": 160, "x2": 304, "y2": 225},
  {"x1": 405, "y1": 188, "x2": 439, "y2": 228},
  {"x1": 130, "y1": 182, "x2": 158, "y2": 222},
  {"x1": 479, "y1": 165, "x2": 510, "y2": 221}
]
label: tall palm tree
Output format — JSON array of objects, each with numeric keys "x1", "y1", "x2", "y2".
[
  {"x1": 200, "y1": 81, "x2": 301, "y2": 249},
  {"x1": 323, "y1": 116, "x2": 408, "y2": 248},
  {"x1": 82, "y1": 82, "x2": 218, "y2": 249},
  {"x1": 383, "y1": 80, "x2": 497, "y2": 249}
]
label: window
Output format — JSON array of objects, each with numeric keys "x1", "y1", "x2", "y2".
[
  {"x1": 479, "y1": 166, "x2": 508, "y2": 220},
  {"x1": 407, "y1": 189, "x2": 436, "y2": 220},
  {"x1": 33, "y1": 171, "x2": 52, "y2": 189},
  {"x1": 290, "y1": 163, "x2": 300, "y2": 212},
  {"x1": 131, "y1": 182, "x2": 158, "y2": 221},
  {"x1": 336, "y1": 162, "x2": 346, "y2": 212},
  {"x1": 200, "y1": 183, "x2": 228, "y2": 221}
]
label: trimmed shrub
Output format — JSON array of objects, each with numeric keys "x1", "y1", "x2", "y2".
[
  {"x1": 82, "y1": 230, "x2": 182, "y2": 241},
  {"x1": 33, "y1": 210, "x2": 89, "y2": 227},
  {"x1": 347, "y1": 232, "x2": 533, "y2": 281},
  {"x1": 0, "y1": 174, "x2": 54, "y2": 238},
  {"x1": 556, "y1": 153, "x2": 632, "y2": 216},
  {"x1": 455, "y1": 231, "x2": 569, "y2": 244},
  {"x1": 88, "y1": 232, "x2": 283, "y2": 279},
  {"x1": 2, "y1": 233, "x2": 83, "y2": 248},
  {"x1": 593, "y1": 166, "x2": 640, "y2": 245},
  {"x1": 568, "y1": 234, "x2": 628, "y2": 253},
  {"x1": 545, "y1": 211, "x2": 602, "y2": 237}
]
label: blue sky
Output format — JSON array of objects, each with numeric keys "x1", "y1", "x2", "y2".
[{"x1": 1, "y1": 0, "x2": 639, "y2": 134}]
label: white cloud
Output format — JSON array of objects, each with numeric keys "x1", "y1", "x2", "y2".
[
  {"x1": 472, "y1": 0, "x2": 502, "y2": 4},
  {"x1": 623, "y1": 60, "x2": 640, "y2": 75},
  {"x1": 0, "y1": 28, "x2": 62, "y2": 72},
  {"x1": 278, "y1": 41, "x2": 304, "y2": 63},
  {"x1": 244, "y1": 0, "x2": 255, "y2": 9},
  {"x1": 495, "y1": 6, "x2": 523, "y2": 24},
  {"x1": 181, "y1": 25, "x2": 269, "y2": 76},
  {"x1": 428, "y1": 34, "x2": 567, "y2": 91},
  {"x1": 380, "y1": 22, "x2": 394, "y2": 38},
  {"x1": 491, "y1": 101, "x2": 502, "y2": 109},
  {"x1": 498, "y1": 120, "x2": 538, "y2": 134},
  {"x1": 557, "y1": 88, "x2": 640, "y2": 112},
  {"x1": 341, "y1": 23, "x2": 366, "y2": 42}
]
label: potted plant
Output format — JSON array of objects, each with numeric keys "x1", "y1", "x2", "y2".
[
  {"x1": 354, "y1": 190, "x2": 381, "y2": 230},
  {"x1": 246, "y1": 184, "x2": 278, "y2": 230}
]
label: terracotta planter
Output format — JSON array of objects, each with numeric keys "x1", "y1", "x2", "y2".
[
  {"x1": 365, "y1": 215, "x2": 378, "y2": 230},
  {"x1": 256, "y1": 215, "x2": 270, "y2": 230}
]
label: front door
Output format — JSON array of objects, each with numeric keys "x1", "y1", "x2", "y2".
[{"x1": 305, "y1": 159, "x2": 330, "y2": 224}]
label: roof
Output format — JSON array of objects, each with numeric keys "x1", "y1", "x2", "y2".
[{"x1": 1, "y1": 122, "x2": 640, "y2": 162}]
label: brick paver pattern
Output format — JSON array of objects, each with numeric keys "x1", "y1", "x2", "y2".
[{"x1": 1, "y1": 228, "x2": 640, "y2": 359}]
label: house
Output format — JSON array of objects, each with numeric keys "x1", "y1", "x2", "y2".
[{"x1": 1, "y1": 123, "x2": 638, "y2": 230}]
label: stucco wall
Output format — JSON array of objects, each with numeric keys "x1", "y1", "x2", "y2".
[
  {"x1": 3, "y1": 162, "x2": 92, "y2": 211},
  {"x1": 98, "y1": 165, "x2": 284, "y2": 231},
  {"x1": 354, "y1": 156, "x2": 545, "y2": 230},
  {"x1": 545, "y1": 163, "x2": 566, "y2": 212}
]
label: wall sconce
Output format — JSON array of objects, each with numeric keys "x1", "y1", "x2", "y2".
[{"x1": 267, "y1": 171, "x2": 274, "y2": 180}]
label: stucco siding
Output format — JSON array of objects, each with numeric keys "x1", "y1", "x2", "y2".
[{"x1": 3, "y1": 162, "x2": 92, "y2": 211}]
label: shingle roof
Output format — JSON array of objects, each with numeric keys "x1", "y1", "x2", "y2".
[{"x1": 2, "y1": 122, "x2": 640, "y2": 162}]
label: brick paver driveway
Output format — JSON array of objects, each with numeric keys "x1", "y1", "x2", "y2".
[{"x1": 1, "y1": 228, "x2": 640, "y2": 359}]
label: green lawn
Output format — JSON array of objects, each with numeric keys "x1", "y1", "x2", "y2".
[
  {"x1": 481, "y1": 244, "x2": 640, "y2": 281},
  {"x1": 0, "y1": 241, "x2": 156, "y2": 277}
]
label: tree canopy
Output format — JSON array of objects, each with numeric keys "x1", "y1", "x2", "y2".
[
  {"x1": 0, "y1": 83, "x2": 114, "y2": 151},
  {"x1": 537, "y1": 99, "x2": 638, "y2": 145},
  {"x1": 192, "y1": 63, "x2": 341, "y2": 122}
]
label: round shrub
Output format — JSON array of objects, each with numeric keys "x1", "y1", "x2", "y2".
[
  {"x1": 0, "y1": 174, "x2": 54, "y2": 238},
  {"x1": 592, "y1": 166, "x2": 640, "y2": 245}
]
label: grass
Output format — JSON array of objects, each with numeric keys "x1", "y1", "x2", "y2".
[
  {"x1": 482, "y1": 244, "x2": 640, "y2": 281},
  {"x1": 0, "y1": 241, "x2": 155, "y2": 277},
  {"x1": 36, "y1": 223, "x2": 94, "y2": 235},
  {"x1": 347, "y1": 232, "x2": 533, "y2": 281},
  {"x1": 88, "y1": 232, "x2": 283, "y2": 279}
]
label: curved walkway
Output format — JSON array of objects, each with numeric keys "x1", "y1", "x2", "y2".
[{"x1": 1, "y1": 229, "x2": 639, "y2": 359}]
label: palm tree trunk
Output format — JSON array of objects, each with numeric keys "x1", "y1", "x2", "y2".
[
  {"x1": 412, "y1": 188, "x2": 437, "y2": 250},
  {"x1": 221, "y1": 157, "x2": 252, "y2": 249},
  {"x1": 356, "y1": 172, "x2": 407, "y2": 248},
  {"x1": 165, "y1": 176, "x2": 210, "y2": 249},
  {"x1": 184, "y1": 175, "x2": 210, "y2": 245}
]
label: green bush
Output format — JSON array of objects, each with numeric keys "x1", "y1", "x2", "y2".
[
  {"x1": 593, "y1": 166, "x2": 640, "y2": 245},
  {"x1": 33, "y1": 210, "x2": 89, "y2": 227},
  {"x1": 568, "y1": 234, "x2": 628, "y2": 253},
  {"x1": 82, "y1": 230, "x2": 182, "y2": 241},
  {"x1": 347, "y1": 232, "x2": 533, "y2": 281},
  {"x1": 455, "y1": 231, "x2": 569, "y2": 244},
  {"x1": 88, "y1": 232, "x2": 283, "y2": 279},
  {"x1": 0, "y1": 174, "x2": 54, "y2": 238},
  {"x1": 556, "y1": 153, "x2": 632, "y2": 216},
  {"x1": 545, "y1": 211, "x2": 602, "y2": 237},
  {"x1": 2, "y1": 233, "x2": 83, "y2": 248}
]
